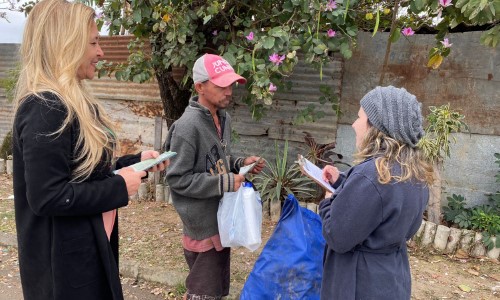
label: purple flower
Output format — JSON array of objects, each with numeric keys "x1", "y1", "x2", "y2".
[
  {"x1": 439, "y1": 0, "x2": 453, "y2": 7},
  {"x1": 269, "y1": 53, "x2": 285, "y2": 65},
  {"x1": 245, "y1": 32, "x2": 254, "y2": 41},
  {"x1": 327, "y1": 29, "x2": 336, "y2": 38},
  {"x1": 269, "y1": 83, "x2": 277, "y2": 93},
  {"x1": 104, "y1": 20, "x2": 111, "y2": 26},
  {"x1": 440, "y1": 38, "x2": 452, "y2": 48},
  {"x1": 212, "y1": 30, "x2": 218, "y2": 36},
  {"x1": 95, "y1": 12, "x2": 104, "y2": 19},
  {"x1": 325, "y1": 0, "x2": 337, "y2": 11},
  {"x1": 401, "y1": 27, "x2": 415, "y2": 36}
]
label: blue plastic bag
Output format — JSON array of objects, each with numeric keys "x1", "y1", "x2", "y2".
[{"x1": 240, "y1": 194, "x2": 325, "y2": 300}]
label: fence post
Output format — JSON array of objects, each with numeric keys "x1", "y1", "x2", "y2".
[
  {"x1": 153, "y1": 116, "x2": 163, "y2": 187},
  {"x1": 6, "y1": 158, "x2": 13, "y2": 175}
]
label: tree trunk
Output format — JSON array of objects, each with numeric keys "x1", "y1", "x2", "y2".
[
  {"x1": 427, "y1": 163, "x2": 442, "y2": 224},
  {"x1": 154, "y1": 67, "x2": 191, "y2": 128}
]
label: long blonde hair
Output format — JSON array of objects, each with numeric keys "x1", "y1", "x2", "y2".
[
  {"x1": 354, "y1": 126, "x2": 435, "y2": 186},
  {"x1": 14, "y1": 0, "x2": 116, "y2": 182}
]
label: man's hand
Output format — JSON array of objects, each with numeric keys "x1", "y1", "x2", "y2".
[
  {"x1": 233, "y1": 174, "x2": 245, "y2": 191},
  {"x1": 243, "y1": 156, "x2": 266, "y2": 174},
  {"x1": 141, "y1": 150, "x2": 170, "y2": 172}
]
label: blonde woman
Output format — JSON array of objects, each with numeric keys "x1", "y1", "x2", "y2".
[
  {"x1": 319, "y1": 86, "x2": 434, "y2": 299},
  {"x1": 12, "y1": 0, "x2": 168, "y2": 299}
]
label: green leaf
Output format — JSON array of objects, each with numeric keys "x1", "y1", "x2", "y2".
[
  {"x1": 346, "y1": 26, "x2": 357, "y2": 37},
  {"x1": 178, "y1": 35, "x2": 186, "y2": 44},
  {"x1": 455, "y1": 0, "x2": 469, "y2": 9},
  {"x1": 152, "y1": 23, "x2": 159, "y2": 32},
  {"x1": 269, "y1": 27, "x2": 285, "y2": 38},
  {"x1": 223, "y1": 53, "x2": 236, "y2": 66},
  {"x1": 283, "y1": 0, "x2": 294, "y2": 12},
  {"x1": 166, "y1": 31, "x2": 175, "y2": 42},
  {"x1": 133, "y1": 9, "x2": 142, "y2": 23},
  {"x1": 203, "y1": 15, "x2": 212, "y2": 25},
  {"x1": 390, "y1": 29, "x2": 401, "y2": 43},
  {"x1": 132, "y1": 74, "x2": 142, "y2": 83},
  {"x1": 344, "y1": 0, "x2": 350, "y2": 21},
  {"x1": 414, "y1": 0, "x2": 424, "y2": 10},
  {"x1": 263, "y1": 36, "x2": 276, "y2": 49},
  {"x1": 340, "y1": 42, "x2": 352, "y2": 59},
  {"x1": 372, "y1": 9, "x2": 380, "y2": 37},
  {"x1": 313, "y1": 43, "x2": 327, "y2": 54}
]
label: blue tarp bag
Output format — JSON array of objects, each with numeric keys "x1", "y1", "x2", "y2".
[{"x1": 240, "y1": 194, "x2": 325, "y2": 300}]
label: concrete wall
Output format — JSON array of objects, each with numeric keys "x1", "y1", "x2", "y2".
[
  {"x1": 0, "y1": 44, "x2": 18, "y2": 147},
  {"x1": 336, "y1": 31, "x2": 500, "y2": 206}
]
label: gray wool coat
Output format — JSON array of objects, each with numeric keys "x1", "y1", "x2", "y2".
[{"x1": 318, "y1": 157, "x2": 429, "y2": 300}]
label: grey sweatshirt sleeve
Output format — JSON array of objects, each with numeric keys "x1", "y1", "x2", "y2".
[{"x1": 229, "y1": 156, "x2": 245, "y2": 173}]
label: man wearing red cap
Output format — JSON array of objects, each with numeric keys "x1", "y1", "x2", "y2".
[{"x1": 165, "y1": 54, "x2": 265, "y2": 299}]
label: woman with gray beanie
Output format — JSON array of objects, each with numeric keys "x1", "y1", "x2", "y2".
[{"x1": 318, "y1": 86, "x2": 435, "y2": 299}]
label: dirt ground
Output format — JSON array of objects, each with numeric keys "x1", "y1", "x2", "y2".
[{"x1": 1, "y1": 174, "x2": 499, "y2": 299}]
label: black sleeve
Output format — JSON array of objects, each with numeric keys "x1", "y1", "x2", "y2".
[
  {"x1": 16, "y1": 97, "x2": 129, "y2": 217},
  {"x1": 115, "y1": 153, "x2": 141, "y2": 169}
]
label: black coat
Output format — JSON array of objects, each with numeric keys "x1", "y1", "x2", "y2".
[{"x1": 12, "y1": 93, "x2": 139, "y2": 300}]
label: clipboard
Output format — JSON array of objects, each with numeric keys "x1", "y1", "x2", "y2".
[{"x1": 297, "y1": 154, "x2": 335, "y2": 194}]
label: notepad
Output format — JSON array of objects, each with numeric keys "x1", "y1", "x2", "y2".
[
  {"x1": 297, "y1": 155, "x2": 335, "y2": 193},
  {"x1": 113, "y1": 151, "x2": 176, "y2": 174}
]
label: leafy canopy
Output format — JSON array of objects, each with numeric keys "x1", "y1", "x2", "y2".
[
  {"x1": 96, "y1": 0, "x2": 499, "y2": 115},
  {"x1": 6, "y1": 0, "x2": 500, "y2": 117},
  {"x1": 99, "y1": 0, "x2": 360, "y2": 119}
]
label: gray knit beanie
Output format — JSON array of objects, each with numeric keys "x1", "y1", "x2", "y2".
[{"x1": 360, "y1": 86, "x2": 424, "y2": 148}]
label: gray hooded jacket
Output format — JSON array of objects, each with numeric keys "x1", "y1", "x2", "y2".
[{"x1": 165, "y1": 97, "x2": 243, "y2": 240}]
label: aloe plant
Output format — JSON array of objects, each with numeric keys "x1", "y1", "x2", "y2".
[{"x1": 253, "y1": 140, "x2": 316, "y2": 221}]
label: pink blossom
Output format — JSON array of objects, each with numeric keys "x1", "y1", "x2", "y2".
[
  {"x1": 401, "y1": 27, "x2": 415, "y2": 36},
  {"x1": 269, "y1": 83, "x2": 277, "y2": 93},
  {"x1": 440, "y1": 38, "x2": 452, "y2": 48},
  {"x1": 269, "y1": 53, "x2": 286, "y2": 65},
  {"x1": 245, "y1": 32, "x2": 254, "y2": 41},
  {"x1": 327, "y1": 29, "x2": 336, "y2": 37},
  {"x1": 439, "y1": 0, "x2": 453, "y2": 7},
  {"x1": 95, "y1": 12, "x2": 104, "y2": 19},
  {"x1": 325, "y1": 0, "x2": 337, "y2": 11},
  {"x1": 212, "y1": 30, "x2": 218, "y2": 36}
]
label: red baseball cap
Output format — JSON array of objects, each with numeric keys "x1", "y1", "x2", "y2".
[{"x1": 192, "y1": 54, "x2": 247, "y2": 87}]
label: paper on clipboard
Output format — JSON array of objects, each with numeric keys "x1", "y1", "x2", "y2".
[{"x1": 297, "y1": 155, "x2": 335, "y2": 193}]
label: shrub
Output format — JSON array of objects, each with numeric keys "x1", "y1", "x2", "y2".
[
  {"x1": 442, "y1": 153, "x2": 500, "y2": 250},
  {"x1": 0, "y1": 130, "x2": 13, "y2": 160},
  {"x1": 253, "y1": 140, "x2": 316, "y2": 207}
]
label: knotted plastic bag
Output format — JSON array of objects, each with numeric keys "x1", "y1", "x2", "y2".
[
  {"x1": 217, "y1": 182, "x2": 262, "y2": 251},
  {"x1": 240, "y1": 194, "x2": 325, "y2": 300}
]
